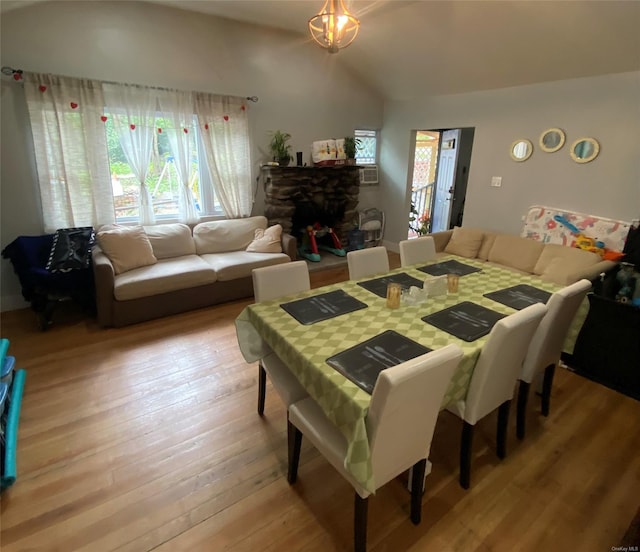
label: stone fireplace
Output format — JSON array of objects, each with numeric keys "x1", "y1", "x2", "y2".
[{"x1": 262, "y1": 166, "x2": 360, "y2": 248}]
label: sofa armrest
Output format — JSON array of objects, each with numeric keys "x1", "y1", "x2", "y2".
[
  {"x1": 281, "y1": 233, "x2": 297, "y2": 261},
  {"x1": 429, "y1": 230, "x2": 454, "y2": 252},
  {"x1": 566, "y1": 260, "x2": 618, "y2": 285},
  {"x1": 92, "y1": 245, "x2": 115, "y2": 327}
]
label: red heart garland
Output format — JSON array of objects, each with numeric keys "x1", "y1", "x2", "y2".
[
  {"x1": 100, "y1": 116, "x2": 108, "y2": 122},
  {"x1": 39, "y1": 85, "x2": 47, "y2": 93},
  {"x1": 70, "y1": 102, "x2": 78, "y2": 109},
  {"x1": 130, "y1": 124, "x2": 136, "y2": 130},
  {"x1": 223, "y1": 115, "x2": 229, "y2": 121},
  {"x1": 183, "y1": 128, "x2": 188, "y2": 134},
  {"x1": 13, "y1": 73, "x2": 21, "y2": 81},
  {"x1": 204, "y1": 124, "x2": 209, "y2": 130},
  {"x1": 158, "y1": 128, "x2": 162, "y2": 133},
  {"x1": 241, "y1": 105, "x2": 246, "y2": 111}
]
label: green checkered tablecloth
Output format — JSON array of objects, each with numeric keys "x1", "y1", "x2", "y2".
[{"x1": 235, "y1": 256, "x2": 580, "y2": 494}]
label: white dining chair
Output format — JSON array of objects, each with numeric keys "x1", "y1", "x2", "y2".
[
  {"x1": 347, "y1": 246, "x2": 390, "y2": 280},
  {"x1": 252, "y1": 261, "x2": 311, "y2": 416},
  {"x1": 287, "y1": 344, "x2": 464, "y2": 552},
  {"x1": 399, "y1": 236, "x2": 437, "y2": 267},
  {"x1": 516, "y1": 278, "x2": 592, "y2": 439},
  {"x1": 446, "y1": 302, "x2": 547, "y2": 489}
]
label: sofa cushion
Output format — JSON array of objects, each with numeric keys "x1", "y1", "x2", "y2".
[
  {"x1": 200, "y1": 251, "x2": 290, "y2": 281},
  {"x1": 193, "y1": 216, "x2": 268, "y2": 254},
  {"x1": 246, "y1": 224, "x2": 283, "y2": 253},
  {"x1": 113, "y1": 255, "x2": 217, "y2": 300},
  {"x1": 97, "y1": 225, "x2": 157, "y2": 275},
  {"x1": 488, "y1": 235, "x2": 544, "y2": 273},
  {"x1": 477, "y1": 232, "x2": 498, "y2": 261},
  {"x1": 144, "y1": 223, "x2": 195, "y2": 259},
  {"x1": 534, "y1": 243, "x2": 602, "y2": 283},
  {"x1": 444, "y1": 227, "x2": 485, "y2": 258}
]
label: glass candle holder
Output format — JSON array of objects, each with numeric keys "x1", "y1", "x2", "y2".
[
  {"x1": 386, "y1": 282, "x2": 402, "y2": 309},
  {"x1": 447, "y1": 274, "x2": 460, "y2": 293}
]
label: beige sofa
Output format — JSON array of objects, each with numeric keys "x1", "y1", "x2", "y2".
[
  {"x1": 430, "y1": 227, "x2": 617, "y2": 285},
  {"x1": 93, "y1": 216, "x2": 296, "y2": 327}
]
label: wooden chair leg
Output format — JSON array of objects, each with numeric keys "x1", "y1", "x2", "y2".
[
  {"x1": 460, "y1": 421, "x2": 474, "y2": 490},
  {"x1": 516, "y1": 380, "x2": 530, "y2": 440},
  {"x1": 497, "y1": 400, "x2": 511, "y2": 459},
  {"x1": 287, "y1": 419, "x2": 302, "y2": 484},
  {"x1": 541, "y1": 363, "x2": 555, "y2": 416},
  {"x1": 257, "y1": 363, "x2": 267, "y2": 416},
  {"x1": 410, "y1": 459, "x2": 426, "y2": 525},
  {"x1": 354, "y1": 493, "x2": 369, "y2": 552}
]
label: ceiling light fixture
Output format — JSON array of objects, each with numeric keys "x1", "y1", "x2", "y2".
[{"x1": 308, "y1": 0, "x2": 360, "y2": 54}]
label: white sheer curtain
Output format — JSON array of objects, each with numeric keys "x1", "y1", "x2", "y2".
[
  {"x1": 23, "y1": 73, "x2": 115, "y2": 232},
  {"x1": 194, "y1": 93, "x2": 252, "y2": 218},
  {"x1": 103, "y1": 83, "x2": 156, "y2": 225},
  {"x1": 158, "y1": 90, "x2": 200, "y2": 224}
]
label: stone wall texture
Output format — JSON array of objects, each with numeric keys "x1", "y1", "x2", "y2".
[{"x1": 262, "y1": 166, "x2": 360, "y2": 247}]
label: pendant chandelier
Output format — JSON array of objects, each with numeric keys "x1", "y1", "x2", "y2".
[{"x1": 308, "y1": 0, "x2": 360, "y2": 54}]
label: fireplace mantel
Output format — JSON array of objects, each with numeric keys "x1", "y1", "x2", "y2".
[{"x1": 261, "y1": 165, "x2": 360, "y2": 246}]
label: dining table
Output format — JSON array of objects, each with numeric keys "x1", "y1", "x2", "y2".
[{"x1": 235, "y1": 254, "x2": 581, "y2": 494}]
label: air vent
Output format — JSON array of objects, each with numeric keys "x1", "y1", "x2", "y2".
[{"x1": 359, "y1": 165, "x2": 379, "y2": 185}]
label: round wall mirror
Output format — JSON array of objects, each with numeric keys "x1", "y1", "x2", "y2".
[
  {"x1": 510, "y1": 139, "x2": 533, "y2": 162},
  {"x1": 570, "y1": 137, "x2": 600, "y2": 164},
  {"x1": 539, "y1": 128, "x2": 565, "y2": 153}
]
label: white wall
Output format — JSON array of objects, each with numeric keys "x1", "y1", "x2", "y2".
[
  {"x1": 0, "y1": 0, "x2": 383, "y2": 310},
  {"x1": 381, "y1": 71, "x2": 640, "y2": 245}
]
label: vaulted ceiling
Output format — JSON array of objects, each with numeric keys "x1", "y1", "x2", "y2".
[{"x1": 3, "y1": 0, "x2": 639, "y2": 100}]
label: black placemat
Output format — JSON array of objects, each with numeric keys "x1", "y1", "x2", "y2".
[
  {"x1": 422, "y1": 301, "x2": 505, "y2": 342},
  {"x1": 357, "y1": 272, "x2": 425, "y2": 298},
  {"x1": 326, "y1": 330, "x2": 432, "y2": 394},
  {"x1": 418, "y1": 259, "x2": 482, "y2": 277},
  {"x1": 484, "y1": 284, "x2": 552, "y2": 310},
  {"x1": 280, "y1": 289, "x2": 367, "y2": 325}
]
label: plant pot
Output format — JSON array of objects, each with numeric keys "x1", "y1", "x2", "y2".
[{"x1": 278, "y1": 158, "x2": 290, "y2": 167}]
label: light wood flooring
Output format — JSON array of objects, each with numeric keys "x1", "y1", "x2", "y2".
[{"x1": 1, "y1": 257, "x2": 639, "y2": 551}]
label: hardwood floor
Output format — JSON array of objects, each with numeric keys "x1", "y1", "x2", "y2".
[{"x1": 1, "y1": 256, "x2": 639, "y2": 551}]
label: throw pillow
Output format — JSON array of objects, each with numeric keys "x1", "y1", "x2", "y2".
[
  {"x1": 246, "y1": 224, "x2": 283, "y2": 253},
  {"x1": 96, "y1": 225, "x2": 157, "y2": 275},
  {"x1": 444, "y1": 227, "x2": 485, "y2": 258}
]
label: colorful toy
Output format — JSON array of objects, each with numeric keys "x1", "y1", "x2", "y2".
[
  {"x1": 553, "y1": 215, "x2": 606, "y2": 257},
  {"x1": 298, "y1": 222, "x2": 346, "y2": 262}
]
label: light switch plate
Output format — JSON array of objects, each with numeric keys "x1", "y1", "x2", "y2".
[{"x1": 491, "y1": 176, "x2": 502, "y2": 187}]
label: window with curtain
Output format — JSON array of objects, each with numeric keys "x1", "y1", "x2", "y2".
[
  {"x1": 23, "y1": 72, "x2": 253, "y2": 231},
  {"x1": 103, "y1": 107, "x2": 212, "y2": 223}
]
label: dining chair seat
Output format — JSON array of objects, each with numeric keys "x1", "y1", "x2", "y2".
[
  {"x1": 252, "y1": 261, "x2": 311, "y2": 415},
  {"x1": 347, "y1": 246, "x2": 390, "y2": 280},
  {"x1": 516, "y1": 279, "x2": 591, "y2": 439},
  {"x1": 399, "y1": 236, "x2": 436, "y2": 267},
  {"x1": 446, "y1": 302, "x2": 547, "y2": 489},
  {"x1": 287, "y1": 344, "x2": 464, "y2": 552}
]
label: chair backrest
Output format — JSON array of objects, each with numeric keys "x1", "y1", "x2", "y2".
[
  {"x1": 399, "y1": 236, "x2": 437, "y2": 267},
  {"x1": 347, "y1": 246, "x2": 390, "y2": 279},
  {"x1": 520, "y1": 278, "x2": 592, "y2": 383},
  {"x1": 463, "y1": 302, "x2": 547, "y2": 425},
  {"x1": 252, "y1": 261, "x2": 310, "y2": 302},
  {"x1": 366, "y1": 344, "x2": 464, "y2": 490}
]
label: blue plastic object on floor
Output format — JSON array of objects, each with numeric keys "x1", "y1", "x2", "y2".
[
  {"x1": 2, "y1": 369, "x2": 27, "y2": 491},
  {"x1": 2, "y1": 355, "x2": 15, "y2": 385}
]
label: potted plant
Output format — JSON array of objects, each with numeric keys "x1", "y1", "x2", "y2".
[
  {"x1": 343, "y1": 136, "x2": 360, "y2": 164},
  {"x1": 269, "y1": 130, "x2": 293, "y2": 166}
]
